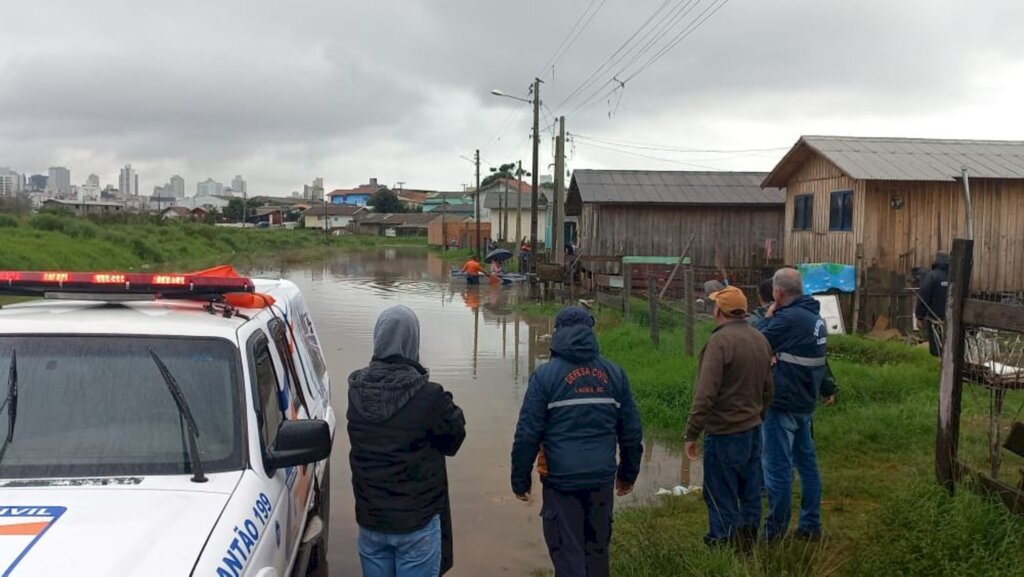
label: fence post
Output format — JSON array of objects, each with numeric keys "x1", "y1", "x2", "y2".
[
  {"x1": 623, "y1": 262, "x2": 632, "y2": 322},
  {"x1": 648, "y1": 276, "x2": 660, "y2": 347},
  {"x1": 852, "y1": 243, "x2": 864, "y2": 333},
  {"x1": 684, "y1": 264, "x2": 695, "y2": 357},
  {"x1": 936, "y1": 238, "x2": 973, "y2": 492}
]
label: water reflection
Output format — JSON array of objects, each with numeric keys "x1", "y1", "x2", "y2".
[{"x1": 249, "y1": 248, "x2": 696, "y2": 576}]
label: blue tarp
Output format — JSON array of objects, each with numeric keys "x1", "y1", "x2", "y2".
[{"x1": 798, "y1": 263, "x2": 856, "y2": 294}]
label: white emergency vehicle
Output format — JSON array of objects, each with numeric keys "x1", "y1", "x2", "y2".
[{"x1": 0, "y1": 268, "x2": 335, "y2": 577}]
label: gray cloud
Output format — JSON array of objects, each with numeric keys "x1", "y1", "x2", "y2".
[{"x1": 2, "y1": 0, "x2": 1023, "y2": 193}]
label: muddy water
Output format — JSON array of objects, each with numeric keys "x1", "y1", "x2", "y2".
[{"x1": 259, "y1": 248, "x2": 700, "y2": 576}]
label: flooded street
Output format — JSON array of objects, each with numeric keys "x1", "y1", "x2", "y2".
[{"x1": 257, "y1": 248, "x2": 699, "y2": 576}]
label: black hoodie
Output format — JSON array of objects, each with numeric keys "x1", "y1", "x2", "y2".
[
  {"x1": 347, "y1": 359, "x2": 466, "y2": 569},
  {"x1": 916, "y1": 253, "x2": 950, "y2": 321}
]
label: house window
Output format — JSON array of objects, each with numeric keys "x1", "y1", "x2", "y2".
[
  {"x1": 793, "y1": 194, "x2": 813, "y2": 231},
  {"x1": 829, "y1": 190, "x2": 854, "y2": 232}
]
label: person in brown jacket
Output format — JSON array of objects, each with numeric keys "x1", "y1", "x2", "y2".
[{"x1": 684, "y1": 285, "x2": 773, "y2": 549}]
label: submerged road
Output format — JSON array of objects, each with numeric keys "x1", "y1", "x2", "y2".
[{"x1": 254, "y1": 247, "x2": 698, "y2": 576}]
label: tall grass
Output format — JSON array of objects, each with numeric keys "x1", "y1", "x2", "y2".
[
  {"x1": 580, "y1": 310, "x2": 1024, "y2": 576},
  {"x1": 0, "y1": 215, "x2": 426, "y2": 272}
]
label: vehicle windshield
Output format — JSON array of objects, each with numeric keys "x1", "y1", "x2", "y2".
[{"x1": 0, "y1": 336, "x2": 243, "y2": 479}]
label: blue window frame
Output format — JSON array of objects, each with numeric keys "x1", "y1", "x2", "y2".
[
  {"x1": 793, "y1": 194, "x2": 813, "y2": 231},
  {"x1": 829, "y1": 190, "x2": 854, "y2": 231}
]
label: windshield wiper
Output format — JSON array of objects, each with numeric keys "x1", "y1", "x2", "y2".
[
  {"x1": 148, "y1": 349, "x2": 207, "y2": 483},
  {"x1": 0, "y1": 351, "x2": 16, "y2": 464}
]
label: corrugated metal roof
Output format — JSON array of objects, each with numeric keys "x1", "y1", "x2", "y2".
[
  {"x1": 483, "y1": 191, "x2": 549, "y2": 210},
  {"x1": 570, "y1": 170, "x2": 783, "y2": 205},
  {"x1": 763, "y1": 136, "x2": 1024, "y2": 187}
]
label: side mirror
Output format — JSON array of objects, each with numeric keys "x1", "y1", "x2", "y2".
[{"x1": 265, "y1": 420, "x2": 332, "y2": 471}]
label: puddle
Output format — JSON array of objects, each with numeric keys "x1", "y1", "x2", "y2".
[{"x1": 254, "y1": 248, "x2": 696, "y2": 576}]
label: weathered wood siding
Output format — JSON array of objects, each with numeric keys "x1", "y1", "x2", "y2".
[
  {"x1": 782, "y1": 154, "x2": 865, "y2": 266},
  {"x1": 782, "y1": 150, "x2": 1024, "y2": 292},
  {"x1": 863, "y1": 179, "x2": 1024, "y2": 292},
  {"x1": 580, "y1": 203, "x2": 784, "y2": 271}
]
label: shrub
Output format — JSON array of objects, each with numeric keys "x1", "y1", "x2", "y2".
[
  {"x1": 0, "y1": 215, "x2": 18, "y2": 228},
  {"x1": 29, "y1": 213, "x2": 72, "y2": 233}
]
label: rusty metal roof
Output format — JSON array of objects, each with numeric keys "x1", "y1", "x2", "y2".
[
  {"x1": 570, "y1": 170, "x2": 783, "y2": 205},
  {"x1": 763, "y1": 136, "x2": 1024, "y2": 187}
]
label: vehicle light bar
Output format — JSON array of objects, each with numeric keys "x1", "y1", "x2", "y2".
[{"x1": 0, "y1": 270, "x2": 255, "y2": 299}]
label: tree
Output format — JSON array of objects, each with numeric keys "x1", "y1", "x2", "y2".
[
  {"x1": 367, "y1": 188, "x2": 404, "y2": 213},
  {"x1": 225, "y1": 198, "x2": 244, "y2": 222},
  {"x1": 481, "y1": 162, "x2": 516, "y2": 188}
]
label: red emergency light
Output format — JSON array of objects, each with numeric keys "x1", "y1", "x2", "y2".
[{"x1": 0, "y1": 269, "x2": 255, "y2": 299}]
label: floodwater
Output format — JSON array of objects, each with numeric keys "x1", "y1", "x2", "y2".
[{"x1": 255, "y1": 248, "x2": 700, "y2": 576}]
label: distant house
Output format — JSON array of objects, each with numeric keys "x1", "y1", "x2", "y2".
[
  {"x1": 190, "y1": 207, "x2": 210, "y2": 221},
  {"x1": 351, "y1": 212, "x2": 437, "y2": 236},
  {"x1": 328, "y1": 178, "x2": 386, "y2": 206},
  {"x1": 763, "y1": 135, "x2": 1024, "y2": 294},
  {"x1": 481, "y1": 181, "x2": 547, "y2": 244},
  {"x1": 42, "y1": 198, "x2": 124, "y2": 216},
  {"x1": 423, "y1": 193, "x2": 474, "y2": 215},
  {"x1": 175, "y1": 195, "x2": 231, "y2": 211},
  {"x1": 568, "y1": 170, "x2": 785, "y2": 271},
  {"x1": 428, "y1": 216, "x2": 491, "y2": 250},
  {"x1": 302, "y1": 204, "x2": 365, "y2": 231},
  {"x1": 160, "y1": 206, "x2": 192, "y2": 220},
  {"x1": 253, "y1": 207, "x2": 284, "y2": 226},
  {"x1": 397, "y1": 190, "x2": 431, "y2": 210},
  {"x1": 470, "y1": 178, "x2": 531, "y2": 225}
]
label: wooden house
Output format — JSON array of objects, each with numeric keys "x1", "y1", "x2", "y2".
[
  {"x1": 567, "y1": 170, "x2": 785, "y2": 272},
  {"x1": 763, "y1": 136, "x2": 1024, "y2": 294}
]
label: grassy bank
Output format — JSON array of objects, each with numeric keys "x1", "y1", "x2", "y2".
[
  {"x1": 0, "y1": 214, "x2": 427, "y2": 272},
  {"x1": 567, "y1": 307, "x2": 1024, "y2": 576}
]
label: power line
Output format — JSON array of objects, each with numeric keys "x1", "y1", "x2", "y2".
[
  {"x1": 571, "y1": 134, "x2": 789, "y2": 154},
  {"x1": 552, "y1": 0, "x2": 677, "y2": 112},
  {"x1": 536, "y1": 0, "x2": 608, "y2": 80},
  {"x1": 625, "y1": 0, "x2": 731, "y2": 82},
  {"x1": 566, "y1": 0, "x2": 732, "y2": 121},
  {"x1": 564, "y1": 0, "x2": 705, "y2": 119},
  {"x1": 572, "y1": 139, "x2": 728, "y2": 170}
]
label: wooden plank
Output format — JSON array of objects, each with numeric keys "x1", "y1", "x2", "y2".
[
  {"x1": 622, "y1": 256, "x2": 692, "y2": 265},
  {"x1": 852, "y1": 243, "x2": 864, "y2": 333},
  {"x1": 684, "y1": 265, "x2": 695, "y2": 357},
  {"x1": 962, "y1": 299, "x2": 1024, "y2": 333},
  {"x1": 960, "y1": 464, "x2": 1024, "y2": 515},
  {"x1": 623, "y1": 263, "x2": 632, "y2": 321},
  {"x1": 648, "y1": 276, "x2": 660, "y2": 347},
  {"x1": 576, "y1": 256, "x2": 623, "y2": 264},
  {"x1": 936, "y1": 238, "x2": 973, "y2": 492}
]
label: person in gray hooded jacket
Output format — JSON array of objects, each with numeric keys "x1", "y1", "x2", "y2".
[{"x1": 348, "y1": 305, "x2": 467, "y2": 577}]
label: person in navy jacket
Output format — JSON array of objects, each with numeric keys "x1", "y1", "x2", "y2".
[
  {"x1": 511, "y1": 306, "x2": 643, "y2": 577},
  {"x1": 755, "y1": 268, "x2": 837, "y2": 541}
]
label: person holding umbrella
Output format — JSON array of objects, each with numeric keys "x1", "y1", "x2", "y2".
[{"x1": 485, "y1": 247, "x2": 513, "y2": 277}]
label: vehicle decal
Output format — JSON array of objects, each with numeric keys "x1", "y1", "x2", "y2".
[
  {"x1": 0, "y1": 477, "x2": 142, "y2": 488},
  {"x1": 214, "y1": 493, "x2": 272, "y2": 577},
  {"x1": 0, "y1": 506, "x2": 66, "y2": 577}
]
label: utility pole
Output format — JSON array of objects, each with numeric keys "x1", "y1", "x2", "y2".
[
  {"x1": 529, "y1": 77, "x2": 541, "y2": 273},
  {"x1": 502, "y1": 177, "x2": 509, "y2": 243},
  {"x1": 474, "y1": 149, "x2": 481, "y2": 252},
  {"x1": 242, "y1": 189, "x2": 247, "y2": 229},
  {"x1": 553, "y1": 116, "x2": 566, "y2": 264},
  {"x1": 441, "y1": 190, "x2": 447, "y2": 252},
  {"x1": 516, "y1": 162, "x2": 524, "y2": 253}
]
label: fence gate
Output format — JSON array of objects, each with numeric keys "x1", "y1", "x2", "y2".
[{"x1": 936, "y1": 238, "x2": 1024, "y2": 513}]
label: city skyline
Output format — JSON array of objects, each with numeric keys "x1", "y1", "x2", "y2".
[{"x1": 3, "y1": 1, "x2": 1022, "y2": 195}]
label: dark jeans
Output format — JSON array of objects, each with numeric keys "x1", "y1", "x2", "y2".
[
  {"x1": 466, "y1": 275, "x2": 480, "y2": 285},
  {"x1": 541, "y1": 484, "x2": 613, "y2": 577},
  {"x1": 702, "y1": 426, "x2": 763, "y2": 546},
  {"x1": 762, "y1": 408, "x2": 822, "y2": 540}
]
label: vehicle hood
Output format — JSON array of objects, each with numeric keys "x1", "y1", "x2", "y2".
[{"x1": 0, "y1": 474, "x2": 240, "y2": 577}]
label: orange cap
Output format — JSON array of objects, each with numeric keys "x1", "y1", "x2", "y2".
[{"x1": 709, "y1": 285, "x2": 748, "y2": 318}]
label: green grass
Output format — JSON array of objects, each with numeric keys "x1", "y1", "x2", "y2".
[
  {"x1": 0, "y1": 214, "x2": 427, "y2": 272},
  {"x1": 575, "y1": 307, "x2": 1024, "y2": 576}
]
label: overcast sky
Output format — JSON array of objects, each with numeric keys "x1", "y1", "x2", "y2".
[{"x1": 3, "y1": 0, "x2": 1023, "y2": 195}]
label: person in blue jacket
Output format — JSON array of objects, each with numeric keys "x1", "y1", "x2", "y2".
[
  {"x1": 511, "y1": 306, "x2": 643, "y2": 577},
  {"x1": 755, "y1": 268, "x2": 837, "y2": 541}
]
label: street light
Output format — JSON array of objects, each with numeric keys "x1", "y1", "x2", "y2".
[
  {"x1": 491, "y1": 81, "x2": 542, "y2": 274},
  {"x1": 491, "y1": 89, "x2": 531, "y2": 104}
]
